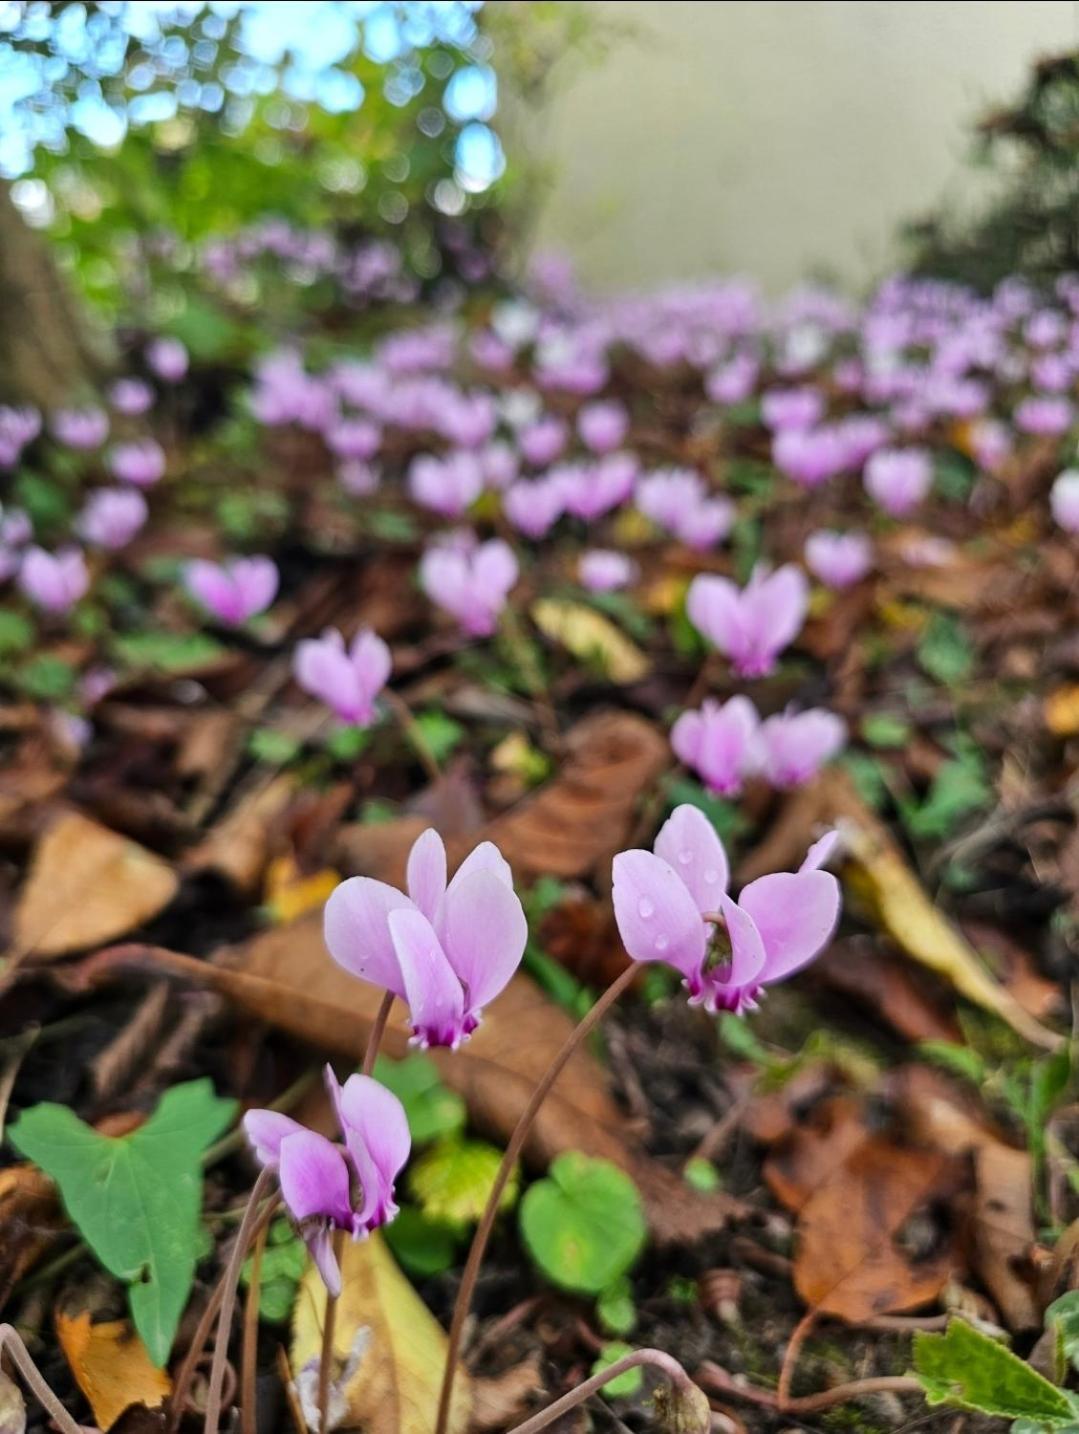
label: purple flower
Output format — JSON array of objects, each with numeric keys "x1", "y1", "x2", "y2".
[
  {"x1": 294, "y1": 627, "x2": 392, "y2": 726},
  {"x1": 863, "y1": 447, "x2": 933, "y2": 516},
  {"x1": 0, "y1": 506, "x2": 32, "y2": 548},
  {"x1": 504, "y1": 478, "x2": 565, "y2": 539},
  {"x1": 243, "y1": 1066, "x2": 410, "y2": 1295},
  {"x1": 479, "y1": 440, "x2": 519, "y2": 491},
  {"x1": 772, "y1": 426, "x2": 847, "y2": 488},
  {"x1": 1015, "y1": 395, "x2": 1073, "y2": 436},
  {"x1": 579, "y1": 549, "x2": 637, "y2": 592},
  {"x1": 324, "y1": 827, "x2": 527, "y2": 1049},
  {"x1": 687, "y1": 564, "x2": 808, "y2": 678},
  {"x1": 706, "y1": 353, "x2": 759, "y2": 404},
  {"x1": 408, "y1": 451, "x2": 483, "y2": 519},
  {"x1": 18, "y1": 546, "x2": 89, "y2": 614},
  {"x1": 612, "y1": 804, "x2": 840, "y2": 1014},
  {"x1": 109, "y1": 377, "x2": 155, "y2": 416},
  {"x1": 577, "y1": 400, "x2": 629, "y2": 454},
  {"x1": 52, "y1": 407, "x2": 109, "y2": 451},
  {"x1": 146, "y1": 336, "x2": 189, "y2": 382},
  {"x1": 77, "y1": 488, "x2": 148, "y2": 550},
  {"x1": 1051, "y1": 471, "x2": 1079, "y2": 533},
  {"x1": 636, "y1": 468, "x2": 733, "y2": 550},
  {"x1": 326, "y1": 418, "x2": 382, "y2": 461},
  {"x1": 0, "y1": 405, "x2": 40, "y2": 466},
  {"x1": 756, "y1": 708, "x2": 847, "y2": 788},
  {"x1": 670, "y1": 696, "x2": 760, "y2": 796},
  {"x1": 419, "y1": 536, "x2": 518, "y2": 637},
  {"x1": 108, "y1": 439, "x2": 166, "y2": 488},
  {"x1": 561, "y1": 453, "x2": 637, "y2": 521},
  {"x1": 968, "y1": 418, "x2": 1012, "y2": 475},
  {"x1": 337, "y1": 460, "x2": 381, "y2": 496},
  {"x1": 760, "y1": 387, "x2": 824, "y2": 432},
  {"x1": 518, "y1": 415, "x2": 568, "y2": 467},
  {"x1": 184, "y1": 555, "x2": 279, "y2": 625},
  {"x1": 804, "y1": 530, "x2": 872, "y2": 589},
  {"x1": 436, "y1": 392, "x2": 497, "y2": 449}
]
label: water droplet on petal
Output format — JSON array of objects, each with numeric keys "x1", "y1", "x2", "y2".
[
  {"x1": 655, "y1": 934, "x2": 669, "y2": 952},
  {"x1": 703, "y1": 868, "x2": 719, "y2": 884},
  {"x1": 677, "y1": 849, "x2": 693, "y2": 865},
  {"x1": 638, "y1": 897, "x2": 654, "y2": 919}
]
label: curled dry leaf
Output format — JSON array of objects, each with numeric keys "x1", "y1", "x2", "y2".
[
  {"x1": 10, "y1": 810, "x2": 178, "y2": 964},
  {"x1": 763, "y1": 1095, "x2": 872, "y2": 1215},
  {"x1": 55, "y1": 1312, "x2": 171, "y2": 1432},
  {"x1": 66, "y1": 921, "x2": 744, "y2": 1241},
  {"x1": 291, "y1": 1233, "x2": 539, "y2": 1434},
  {"x1": 793, "y1": 1137, "x2": 964, "y2": 1322},
  {"x1": 0, "y1": 1164, "x2": 63, "y2": 1311},
  {"x1": 183, "y1": 774, "x2": 297, "y2": 896}
]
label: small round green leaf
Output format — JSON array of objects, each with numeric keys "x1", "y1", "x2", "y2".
[
  {"x1": 409, "y1": 1138, "x2": 517, "y2": 1227},
  {"x1": 591, "y1": 1342, "x2": 643, "y2": 1400},
  {"x1": 519, "y1": 1153, "x2": 646, "y2": 1295}
]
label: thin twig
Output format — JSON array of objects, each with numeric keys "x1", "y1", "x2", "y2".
[
  {"x1": 697, "y1": 1360, "x2": 923, "y2": 1415},
  {"x1": 777, "y1": 1308, "x2": 815, "y2": 1407},
  {"x1": 434, "y1": 963, "x2": 639, "y2": 1434},
  {"x1": 241, "y1": 1220, "x2": 268, "y2": 1434}
]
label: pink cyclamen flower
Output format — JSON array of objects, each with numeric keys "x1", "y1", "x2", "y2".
[
  {"x1": 518, "y1": 415, "x2": 568, "y2": 467},
  {"x1": 419, "y1": 537, "x2": 518, "y2": 637},
  {"x1": 670, "y1": 696, "x2": 760, "y2": 797},
  {"x1": 0, "y1": 506, "x2": 32, "y2": 548},
  {"x1": 408, "y1": 451, "x2": 483, "y2": 518},
  {"x1": 146, "y1": 336, "x2": 189, "y2": 382},
  {"x1": 18, "y1": 546, "x2": 89, "y2": 614},
  {"x1": 760, "y1": 387, "x2": 824, "y2": 432},
  {"x1": 324, "y1": 827, "x2": 527, "y2": 1049},
  {"x1": 636, "y1": 468, "x2": 733, "y2": 550},
  {"x1": 560, "y1": 452, "x2": 637, "y2": 521},
  {"x1": 109, "y1": 377, "x2": 155, "y2": 416},
  {"x1": 579, "y1": 549, "x2": 637, "y2": 592},
  {"x1": 1014, "y1": 395, "x2": 1073, "y2": 436},
  {"x1": 293, "y1": 627, "x2": 392, "y2": 725},
  {"x1": 184, "y1": 556, "x2": 279, "y2": 625},
  {"x1": 706, "y1": 353, "x2": 759, "y2": 404},
  {"x1": 577, "y1": 400, "x2": 629, "y2": 454},
  {"x1": 52, "y1": 407, "x2": 109, "y2": 450},
  {"x1": 687, "y1": 564, "x2": 808, "y2": 678},
  {"x1": 108, "y1": 439, "x2": 166, "y2": 488},
  {"x1": 804, "y1": 530, "x2": 872, "y2": 589},
  {"x1": 244, "y1": 1065, "x2": 409, "y2": 1295},
  {"x1": 863, "y1": 447, "x2": 933, "y2": 517},
  {"x1": 77, "y1": 488, "x2": 148, "y2": 550},
  {"x1": 326, "y1": 418, "x2": 382, "y2": 461},
  {"x1": 1051, "y1": 471, "x2": 1079, "y2": 533},
  {"x1": 612, "y1": 804, "x2": 840, "y2": 1014},
  {"x1": 756, "y1": 708, "x2": 847, "y2": 788},
  {"x1": 337, "y1": 460, "x2": 381, "y2": 497},
  {"x1": 772, "y1": 426, "x2": 847, "y2": 488},
  {"x1": 504, "y1": 478, "x2": 565, "y2": 539}
]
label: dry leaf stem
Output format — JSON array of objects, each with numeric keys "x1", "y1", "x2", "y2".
[{"x1": 505, "y1": 1347, "x2": 705, "y2": 1434}]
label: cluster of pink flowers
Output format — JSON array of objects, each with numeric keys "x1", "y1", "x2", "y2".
[{"x1": 671, "y1": 697, "x2": 846, "y2": 795}]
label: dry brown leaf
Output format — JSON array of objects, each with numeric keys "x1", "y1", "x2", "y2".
[
  {"x1": 11, "y1": 810, "x2": 178, "y2": 962},
  {"x1": 813, "y1": 939, "x2": 961, "y2": 1044},
  {"x1": 0, "y1": 1164, "x2": 63, "y2": 1311},
  {"x1": 184, "y1": 774, "x2": 297, "y2": 895},
  {"x1": 478, "y1": 711, "x2": 668, "y2": 881},
  {"x1": 55, "y1": 1312, "x2": 171, "y2": 1431},
  {"x1": 763, "y1": 1095, "x2": 871, "y2": 1215},
  {"x1": 291, "y1": 1235, "x2": 537, "y2": 1434},
  {"x1": 69, "y1": 921, "x2": 742, "y2": 1241},
  {"x1": 793, "y1": 1138, "x2": 962, "y2": 1321}
]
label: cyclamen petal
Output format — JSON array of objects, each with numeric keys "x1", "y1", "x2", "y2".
[
  {"x1": 611, "y1": 848, "x2": 708, "y2": 982},
  {"x1": 652, "y1": 803, "x2": 730, "y2": 913},
  {"x1": 736, "y1": 869, "x2": 841, "y2": 983},
  {"x1": 242, "y1": 1109, "x2": 306, "y2": 1166},
  {"x1": 670, "y1": 696, "x2": 759, "y2": 797},
  {"x1": 294, "y1": 626, "x2": 391, "y2": 724},
  {"x1": 406, "y1": 827, "x2": 448, "y2": 921},
  {"x1": 323, "y1": 876, "x2": 412, "y2": 997},
  {"x1": 388, "y1": 906, "x2": 467, "y2": 1048},
  {"x1": 327, "y1": 1069, "x2": 410, "y2": 1231},
  {"x1": 686, "y1": 566, "x2": 807, "y2": 678},
  {"x1": 438, "y1": 868, "x2": 528, "y2": 1016}
]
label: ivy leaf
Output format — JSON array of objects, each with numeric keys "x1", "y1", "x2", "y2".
[
  {"x1": 112, "y1": 631, "x2": 228, "y2": 676},
  {"x1": 382, "y1": 1207, "x2": 460, "y2": 1278},
  {"x1": 9, "y1": 1079, "x2": 235, "y2": 1366},
  {"x1": 917, "y1": 612, "x2": 974, "y2": 687},
  {"x1": 519, "y1": 1153, "x2": 646, "y2": 1295},
  {"x1": 409, "y1": 1138, "x2": 517, "y2": 1228},
  {"x1": 596, "y1": 1276, "x2": 637, "y2": 1336},
  {"x1": 372, "y1": 1054, "x2": 466, "y2": 1145},
  {"x1": 413, "y1": 709, "x2": 465, "y2": 765},
  {"x1": 914, "y1": 1319, "x2": 1079, "y2": 1425}
]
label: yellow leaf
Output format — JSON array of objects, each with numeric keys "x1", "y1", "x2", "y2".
[
  {"x1": 291, "y1": 1234, "x2": 473, "y2": 1434},
  {"x1": 873, "y1": 596, "x2": 926, "y2": 632},
  {"x1": 642, "y1": 574, "x2": 687, "y2": 616},
  {"x1": 839, "y1": 811, "x2": 1061, "y2": 1050},
  {"x1": 55, "y1": 1313, "x2": 171, "y2": 1432},
  {"x1": 1045, "y1": 685, "x2": 1079, "y2": 737},
  {"x1": 531, "y1": 599, "x2": 649, "y2": 684},
  {"x1": 264, "y1": 855, "x2": 341, "y2": 925}
]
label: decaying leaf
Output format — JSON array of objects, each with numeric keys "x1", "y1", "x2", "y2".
[
  {"x1": 763, "y1": 1095, "x2": 871, "y2": 1214},
  {"x1": 531, "y1": 598, "x2": 650, "y2": 684},
  {"x1": 0, "y1": 1164, "x2": 64, "y2": 1310},
  {"x1": 291, "y1": 1234, "x2": 537, "y2": 1434},
  {"x1": 55, "y1": 1312, "x2": 171, "y2": 1432},
  {"x1": 10, "y1": 810, "x2": 178, "y2": 963},
  {"x1": 793, "y1": 1138, "x2": 962, "y2": 1321},
  {"x1": 263, "y1": 854, "x2": 341, "y2": 924},
  {"x1": 68, "y1": 922, "x2": 743, "y2": 1241},
  {"x1": 184, "y1": 774, "x2": 297, "y2": 896}
]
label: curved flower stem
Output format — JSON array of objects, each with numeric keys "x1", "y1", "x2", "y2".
[
  {"x1": 383, "y1": 689, "x2": 441, "y2": 784},
  {"x1": 317, "y1": 992, "x2": 394, "y2": 1432},
  {"x1": 504, "y1": 1348, "x2": 701, "y2": 1434},
  {"x1": 240, "y1": 1219, "x2": 267, "y2": 1434},
  {"x1": 0, "y1": 1323, "x2": 82, "y2": 1434},
  {"x1": 434, "y1": 963, "x2": 639, "y2": 1434},
  {"x1": 204, "y1": 1164, "x2": 277, "y2": 1434}
]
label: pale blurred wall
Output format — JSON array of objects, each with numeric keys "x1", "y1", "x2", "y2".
[{"x1": 514, "y1": 0, "x2": 1079, "y2": 293}]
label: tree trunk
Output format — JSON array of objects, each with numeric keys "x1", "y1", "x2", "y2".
[{"x1": 0, "y1": 179, "x2": 103, "y2": 411}]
